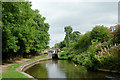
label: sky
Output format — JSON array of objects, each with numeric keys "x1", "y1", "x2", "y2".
[{"x1": 29, "y1": 0, "x2": 118, "y2": 47}]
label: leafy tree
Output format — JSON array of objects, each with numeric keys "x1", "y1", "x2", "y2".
[
  {"x1": 54, "y1": 43, "x2": 59, "y2": 48},
  {"x1": 70, "y1": 31, "x2": 81, "y2": 42},
  {"x1": 59, "y1": 40, "x2": 66, "y2": 49},
  {"x1": 90, "y1": 25, "x2": 110, "y2": 42},
  {"x1": 53, "y1": 40, "x2": 66, "y2": 50},
  {"x1": 74, "y1": 31, "x2": 92, "y2": 53},
  {"x1": 64, "y1": 26, "x2": 73, "y2": 47},
  {"x1": 64, "y1": 26, "x2": 73, "y2": 34},
  {"x1": 2, "y1": 2, "x2": 50, "y2": 61}
]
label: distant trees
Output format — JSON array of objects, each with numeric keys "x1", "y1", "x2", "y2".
[
  {"x1": 64, "y1": 26, "x2": 81, "y2": 48},
  {"x1": 53, "y1": 26, "x2": 81, "y2": 49},
  {"x1": 2, "y1": 2, "x2": 50, "y2": 61}
]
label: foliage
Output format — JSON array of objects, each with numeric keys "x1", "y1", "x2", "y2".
[
  {"x1": 59, "y1": 41, "x2": 66, "y2": 49},
  {"x1": 53, "y1": 26, "x2": 81, "y2": 50},
  {"x1": 69, "y1": 44, "x2": 100, "y2": 71},
  {"x1": 64, "y1": 26, "x2": 73, "y2": 34},
  {"x1": 2, "y1": 2, "x2": 50, "y2": 61},
  {"x1": 53, "y1": 40, "x2": 66, "y2": 49},
  {"x1": 74, "y1": 31, "x2": 92, "y2": 53},
  {"x1": 70, "y1": 31, "x2": 81, "y2": 42},
  {"x1": 95, "y1": 44, "x2": 120, "y2": 71},
  {"x1": 65, "y1": 31, "x2": 70, "y2": 47},
  {"x1": 90, "y1": 25, "x2": 110, "y2": 42},
  {"x1": 55, "y1": 25, "x2": 120, "y2": 71},
  {"x1": 112, "y1": 26, "x2": 120, "y2": 44},
  {"x1": 64, "y1": 26, "x2": 73, "y2": 47},
  {"x1": 59, "y1": 53, "x2": 68, "y2": 60}
]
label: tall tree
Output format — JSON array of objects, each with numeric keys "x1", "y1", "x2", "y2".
[
  {"x1": 64, "y1": 26, "x2": 73, "y2": 47},
  {"x1": 70, "y1": 31, "x2": 81, "y2": 42},
  {"x1": 2, "y1": 1, "x2": 50, "y2": 61}
]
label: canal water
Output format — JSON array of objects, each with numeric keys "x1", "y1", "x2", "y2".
[{"x1": 25, "y1": 60, "x2": 120, "y2": 79}]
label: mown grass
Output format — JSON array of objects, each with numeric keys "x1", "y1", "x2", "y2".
[
  {"x1": 2, "y1": 63, "x2": 30, "y2": 79},
  {"x1": 2, "y1": 54, "x2": 47, "y2": 79}
]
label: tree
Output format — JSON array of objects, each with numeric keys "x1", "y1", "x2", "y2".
[
  {"x1": 57, "y1": 41, "x2": 66, "y2": 49},
  {"x1": 90, "y1": 25, "x2": 110, "y2": 43},
  {"x1": 53, "y1": 40, "x2": 66, "y2": 50},
  {"x1": 64, "y1": 26, "x2": 73, "y2": 34},
  {"x1": 70, "y1": 31, "x2": 81, "y2": 42},
  {"x1": 2, "y1": 2, "x2": 50, "y2": 61},
  {"x1": 74, "y1": 31, "x2": 92, "y2": 53},
  {"x1": 64, "y1": 26, "x2": 73, "y2": 47},
  {"x1": 54, "y1": 43, "x2": 59, "y2": 48}
]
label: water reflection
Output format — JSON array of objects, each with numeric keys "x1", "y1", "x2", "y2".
[
  {"x1": 25, "y1": 61, "x2": 48, "y2": 78},
  {"x1": 25, "y1": 60, "x2": 120, "y2": 80},
  {"x1": 46, "y1": 60, "x2": 66, "y2": 78}
]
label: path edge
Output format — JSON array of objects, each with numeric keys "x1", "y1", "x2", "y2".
[{"x1": 17, "y1": 58, "x2": 52, "y2": 80}]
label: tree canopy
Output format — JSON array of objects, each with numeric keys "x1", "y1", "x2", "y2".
[
  {"x1": 90, "y1": 25, "x2": 110, "y2": 42},
  {"x1": 70, "y1": 31, "x2": 81, "y2": 42},
  {"x1": 2, "y1": 2, "x2": 50, "y2": 61},
  {"x1": 64, "y1": 26, "x2": 73, "y2": 34}
]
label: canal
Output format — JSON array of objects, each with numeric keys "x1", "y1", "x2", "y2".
[{"x1": 25, "y1": 60, "x2": 120, "y2": 79}]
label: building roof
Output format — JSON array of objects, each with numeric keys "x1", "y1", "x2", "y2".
[{"x1": 110, "y1": 25, "x2": 119, "y2": 33}]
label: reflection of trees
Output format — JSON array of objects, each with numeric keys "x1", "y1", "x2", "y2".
[
  {"x1": 46, "y1": 60, "x2": 53, "y2": 66},
  {"x1": 46, "y1": 60, "x2": 58, "y2": 66},
  {"x1": 25, "y1": 63, "x2": 48, "y2": 79},
  {"x1": 52, "y1": 60, "x2": 58, "y2": 64},
  {"x1": 58, "y1": 60, "x2": 118, "y2": 79},
  {"x1": 25, "y1": 60, "x2": 116, "y2": 79},
  {"x1": 57, "y1": 60, "x2": 88, "y2": 78}
]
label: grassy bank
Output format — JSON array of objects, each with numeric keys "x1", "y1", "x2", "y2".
[{"x1": 2, "y1": 54, "x2": 47, "y2": 79}]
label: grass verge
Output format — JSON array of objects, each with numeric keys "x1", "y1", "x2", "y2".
[
  {"x1": 2, "y1": 54, "x2": 47, "y2": 79},
  {"x1": 25, "y1": 54, "x2": 47, "y2": 63}
]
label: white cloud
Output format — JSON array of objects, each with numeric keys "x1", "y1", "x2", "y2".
[{"x1": 49, "y1": 34, "x2": 65, "y2": 47}]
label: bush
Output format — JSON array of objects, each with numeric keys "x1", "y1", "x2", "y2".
[{"x1": 82, "y1": 54, "x2": 100, "y2": 71}]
